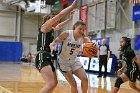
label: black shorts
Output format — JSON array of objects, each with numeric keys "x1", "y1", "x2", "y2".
[
  {"x1": 124, "y1": 68, "x2": 139, "y2": 82},
  {"x1": 99, "y1": 55, "x2": 107, "y2": 61},
  {"x1": 35, "y1": 51, "x2": 55, "y2": 72}
]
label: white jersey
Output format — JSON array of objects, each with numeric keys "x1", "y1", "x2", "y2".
[{"x1": 59, "y1": 30, "x2": 83, "y2": 61}]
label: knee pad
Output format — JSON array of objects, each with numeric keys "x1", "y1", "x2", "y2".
[{"x1": 114, "y1": 77, "x2": 123, "y2": 88}]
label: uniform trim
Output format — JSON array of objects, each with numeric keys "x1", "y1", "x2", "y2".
[
  {"x1": 59, "y1": 42, "x2": 63, "y2": 55},
  {"x1": 57, "y1": 60, "x2": 67, "y2": 73},
  {"x1": 38, "y1": 53, "x2": 43, "y2": 70},
  {"x1": 130, "y1": 62, "x2": 136, "y2": 80},
  {"x1": 41, "y1": 33, "x2": 46, "y2": 50},
  {"x1": 35, "y1": 51, "x2": 55, "y2": 72}
]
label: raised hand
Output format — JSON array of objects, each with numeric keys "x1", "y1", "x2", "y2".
[
  {"x1": 71, "y1": 0, "x2": 78, "y2": 8},
  {"x1": 69, "y1": 10, "x2": 75, "y2": 19},
  {"x1": 49, "y1": 43, "x2": 56, "y2": 54}
]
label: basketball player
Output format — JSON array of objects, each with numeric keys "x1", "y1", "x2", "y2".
[
  {"x1": 111, "y1": 37, "x2": 140, "y2": 93},
  {"x1": 35, "y1": 0, "x2": 78, "y2": 93},
  {"x1": 50, "y1": 20, "x2": 96, "y2": 93}
]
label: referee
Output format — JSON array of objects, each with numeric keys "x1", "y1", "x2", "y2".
[{"x1": 97, "y1": 39, "x2": 110, "y2": 78}]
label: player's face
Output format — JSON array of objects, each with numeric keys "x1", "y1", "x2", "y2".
[
  {"x1": 75, "y1": 25, "x2": 86, "y2": 36},
  {"x1": 102, "y1": 39, "x2": 106, "y2": 45},
  {"x1": 120, "y1": 38, "x2": 126, "y2": 48}
]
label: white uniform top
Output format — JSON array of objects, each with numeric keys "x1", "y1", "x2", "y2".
[{"x1": 59, "y1": 30, "x2": 83, "y2": 61}]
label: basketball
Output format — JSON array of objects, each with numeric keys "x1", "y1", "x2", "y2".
[{"x1": 82, "y1": 42, "x2": 98, "y2": 58}]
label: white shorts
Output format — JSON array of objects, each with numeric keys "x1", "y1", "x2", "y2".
[{"x1": 58, "y1": 58, "x2": 83, "y2": 73}]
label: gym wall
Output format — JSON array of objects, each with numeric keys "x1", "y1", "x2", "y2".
[{"x1": 0, "y1": 4, "x2": 42, "y2": 61}]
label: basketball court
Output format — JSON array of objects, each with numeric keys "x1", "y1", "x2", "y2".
[
  {"x1": 0, "y1": 0, "x2": 140, "y2": 93},
  {"x1": 0, "y1": 63, "x2": 139, "y2": 93}
]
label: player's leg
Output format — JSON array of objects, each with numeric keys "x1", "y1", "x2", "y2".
[
  {"x1": 103, "y1": 60, "x2": 107, "y2": 78},
  {"x1": 129, "y1": 69, "x2": 140, "y2": 92},
  {"x1": 129, "y1": 81, "x2": 140, "y2": 92},
  {"x1": 111, "y1": 73, "x2": 129, "y2": 93},
  {"x1": 73, "y1": 67, "x2": 88, "y2": 93},
  {"x1": 98, "y1": 60, "x2": 103, "y2": 77},
  {"x1": 40, "y1": 66, "x2": 58, "y2": 93},
  {"x1": 35, "y1": 52, "x2": 57, "y2": 93},
  {"x1": 62, "y1": 71, "x2": 78, "y2": 93}
]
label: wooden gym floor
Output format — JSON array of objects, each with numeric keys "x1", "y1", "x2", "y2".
[{"x1": 0, "y1": 62, "x2": 140, "y2": 93}]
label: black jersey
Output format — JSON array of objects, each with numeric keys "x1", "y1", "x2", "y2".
[
  {"x1": 37, "y1": 28, "x2": 54, "y2": 52},
  {"x1": 122, "y1": 47, "x2": 138, "y2": 70}
]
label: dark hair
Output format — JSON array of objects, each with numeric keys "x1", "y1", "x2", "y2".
[
  {"x1": 73, "y1": 20, "x2": 86, "y2": 30},
  {"x1": 122, "y1": 37, "x2": 131, "y2": 47},
  {"x1": 42, "y1": 15, "x2": 54, "y2": 25}
]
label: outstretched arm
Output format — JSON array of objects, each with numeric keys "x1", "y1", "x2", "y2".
[
  {"x1": 41, "y1": 0, "x2": 78, "y2": 32},
  {"x1": 53, "y1": 11, "x2": 75, "y2": 30},
  {"x1": 83, "y1": 36, "x2": 90, "y2": 43},
  {"x1": 120, "y1": 63, "x2": 126, "y2": 71},
  {"x1": 50, "y1": 31, "x2": 69, "y2": 51},
  {"x1": 117, "y1": 63, "x2": 126, "y2": 75},
  {"x1": 82, "y1": 36, "x2": 97, "y2": 50}
]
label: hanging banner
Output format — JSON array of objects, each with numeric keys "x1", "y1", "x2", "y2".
[
  {"x1": 134, "y1": 35, "x2": 140, "y2": 50},
  {"x1": 61, "y1": 0, "x2": 69, "y2": 6},
  {"x1": 96, "y1": 3, "x2": 105, "y2": 30},
  {"x1": 88, "y1": 5, "x2": 96, "y2": 32},
  {"x1": 133, "y1": 5, "x2": 140, "y2": 21},
  {"x1": 80, "y1": 5, "x2": 88, "y2": 31},
  {"x1": 107, "y1": 0, "x2": 116, "y2": 29},
  {"x1": 69, "y1": 0, "x2": 74, "y2": 3},
  {"x1": 72, "y1": 8, "x2": 80, "y2": 25},
  {"x1": 53, "y1": 0, "x2": 62, "y2": 11}
]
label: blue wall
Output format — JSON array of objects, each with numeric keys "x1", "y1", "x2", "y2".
[
  {"x1": 90, "y1": 37, "x2": 110, "y2": 46},
  {"x1": 0, "y1": 41, "x2": 22, "y2": 62},
  {"x1": 133, "y1": 5, "x2": 140, "y2": 21},
  {"x1": 134, "y1": 35, "x2": 140, "y2": 51}
]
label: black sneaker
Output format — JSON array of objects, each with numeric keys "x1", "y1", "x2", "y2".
[
  {"x1": 103, "y1": 75, "x2": 106, "y2": 78},
  {"x1": 97, "y1": 75, "x2": 102, "y2": 77}
]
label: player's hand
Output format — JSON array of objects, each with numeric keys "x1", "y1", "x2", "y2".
[
  {"x1": 107, "y1": 58, "x2": 109, "y2": 60},
  {"x1": 49, "y1": 43, "x2": 56, "y2": 53},
  {"x1": 83, "y1": 42, "x2": 97, "y2": 48},
  {"x1": 69, "y1": 10, "x2": 75, "y2": 19},
  {"x1": 90, "y1": 42, "x2": 98, "y2": 50},
  {"x1": 117, "y1": 69, "x2": 123, "y2": 75},
  {"x1": 83, "y1": 43, "x2": 86, "y2": 47},
  {"x1": 92, "y1": 42, "x2": 97, "y2": 47}
]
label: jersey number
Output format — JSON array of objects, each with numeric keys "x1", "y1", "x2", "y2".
[{"x1": 69, "y1": 48, "x2": 75, "y2": 55}]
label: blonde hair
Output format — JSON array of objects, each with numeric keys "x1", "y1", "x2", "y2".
[{"x1": 73, "y1": 20, "x2": 86, "y2": 30}]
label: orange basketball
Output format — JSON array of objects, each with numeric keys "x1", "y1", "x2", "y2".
[{"x1": 82, "y1": 42, "x2": 98, "y2": 58}]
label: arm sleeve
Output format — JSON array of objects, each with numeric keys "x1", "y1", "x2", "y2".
[
  {"x1": 98, "y1": 45, "x2": 100, "y2": 50},
  {"x1": 126, "y1": 50, "x2": 136, "y2": 59},
  {"x1": 107, "y1": 45, "x2": 110, "y2": 51}
]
